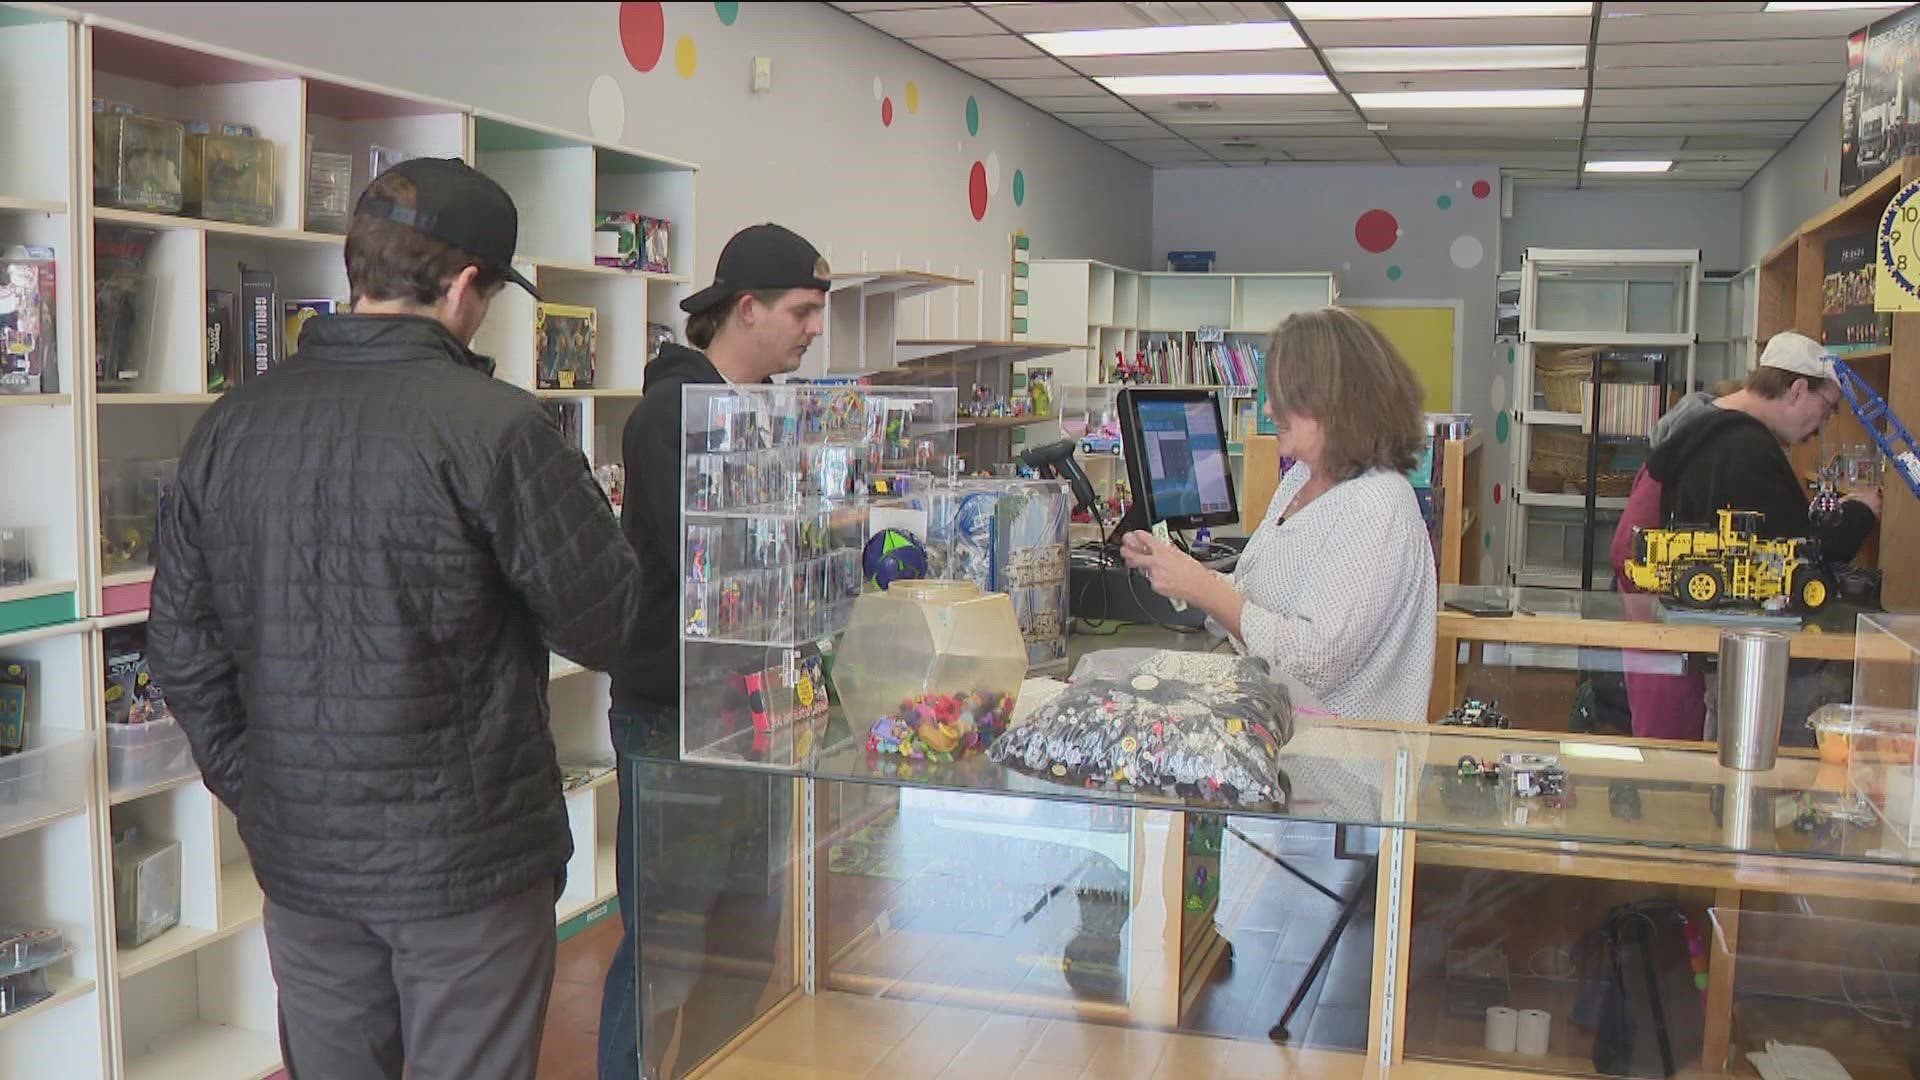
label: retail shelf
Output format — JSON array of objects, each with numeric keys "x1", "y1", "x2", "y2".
[
  {"x1": 219, "y1": 861, "x2": 264, "y2": 931},
  {"x1": 0, "y1": 973, "x2": 93, "y2": 1037},
  {"x1": 0, "y1": 800, "x2": 87, "y2": 844},
  {"x1": 0, "y1": 194, "x2": 66, "y2": 214},
  {"x1": 1518, "y1": 492, "x2": 1628, "y2": 511},
  {"x1": 94, "y1": 205, "x2": 344, "y2": 247},
  {"x1": 1523, "y1": 330, "x2": 1694, "y2": 348},
  {"x1": 102, "y1": 569, "x2": 156, "y2": 590},
  {"x1": 549, "y1": 653, "x2": 587, "y2": 680},
  {"x1": 1521, "y1": 410, "x2": 1581, "y2": 428},
  {"x1": 892, "y1": 339, "x2": 1085, "y2": 367},
  {"x1": 826, "y1": 269, "x2": 970, "y2": 301},
  {"x1": 95, "y1": 393, "x2": 220, "y2": 407},
  {"x1": 1515, "y1": 567, "x2": 1586, "y2": 589},
  {"x1": 0, "y1": 392, "x2": 71, "y2": 407},
  {"x1": 594, "y1": 833, "x2": 615, "y2": 905},
  {"x1": 0, "y1": 578, "x2": 76, "y2": 606},
  {"x1": 106, "y1": 770, "x2": 199, "y2": 808},
  {"x1": 958, "y1": 415, "x2": 1052, "y2": 430},
  {"x1": 116, "y1": 924, "x2": 218, "y2": 980},
  {"x1": 96, "y1": 610, "x2": 151, "y2": 630},
  {"x1": 123, "y1": 1021, "x2": 280, "y2": 1080},
  {"x1": 531, "y1": 388, "x2": 645, "y2": 399},
  {"x1": 0, "y1": 618, "x2": 90, "y2": 652},
  {"x1": 1832, "y1": 347, "x2": 1892, "y2": 365},
  {"x1": 528, "y1": 258, "x2": 688, "y2": 285}
]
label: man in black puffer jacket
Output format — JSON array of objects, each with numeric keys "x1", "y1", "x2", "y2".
[{"x1": 148, "y1": 158, "x2": 651, "y2": 1080}]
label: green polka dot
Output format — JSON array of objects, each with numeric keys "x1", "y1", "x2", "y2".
[
  {"x1": 1483, "y1": 528, "x2": 1494, "y2": 551},
  {"x1": 714, "y1": 1, "x2": 739, "y2": 24},
  {"x1": 1506, "y1": 345, "x2": 1515, "y2": 365},
  {"x1": 965, "y1": 95, "x2": 980, "y2": 137},
  {"x1": 1495, "y1": 412, "x2": 1511, "y2": 444},
  {"x1": 1013, "y1": 169, "x2": 1025, "y2": 206},
  {"x1": 1437, "y1": 194, "x2": 1452, "y2": 209},
  {"x1": 1386, "y1": 265, "x2": 1402, "y2": 281}
]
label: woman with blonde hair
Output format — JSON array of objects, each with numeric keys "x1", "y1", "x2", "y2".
[{"x1": 1122, "y1": 306, "x2": 1437, "y2": 723}]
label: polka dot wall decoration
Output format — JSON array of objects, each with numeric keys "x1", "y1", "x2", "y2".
[
  {"x1": 1386, "y1": 265, "x2": 1402, "y2": 282},
  {"x1": 965, "y1": 95, "x2": 980, "y2": 137},
  {"x1": 906, "y1": 80, "x2": 920, "y2": 114},
  {"x1": 873, "y1": 76, "x2": 884, "y2": 102},
  {"x1": 1437, "y1": 194, "x2": 1452, "y2": 210},
  {"x1": 619, "y1": 2, "x2": 665, "y2": 72},
  {"x1": 1355, "y1": 209, "x2": 1397, "y2": 254},
  {"x1": 1451, "y1": 235, "x2": 1484, "y2": 270},
  {"x1": 1494, "y1": 412, "x2": 1510, "y2": 444},
  {"x1": 881, "y1": 98, "x2": 893, "y2": 126},
  {"x1": 968, "y1": 161, "x2": 988, "y2": 221},
  {"x1": 714, "y1": 0, "x2": 739, "y2": 25},
  {"x1": 675, "y1": 35, "x2": 698, "y2": 78},
  {"x1": 1013, "y1": 169, "x2": 1026, "y2": 207},
  {"x1": 588, "y1": 74, "x2": 626, "y2": 142},
  {"x1": 1473, "y1": 179, "x2": 1492, "y2": 199},
  {"x1": 1493, "y1": 483, "x2": 1503, "y2": 505}
]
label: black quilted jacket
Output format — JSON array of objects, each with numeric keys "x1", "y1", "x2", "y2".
[{"x1": 149, "y1": 314, "x2": 652, "y2": 923}]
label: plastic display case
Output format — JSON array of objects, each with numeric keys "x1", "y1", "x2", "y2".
[
  {"x1": 0, "y1": 926, "x2": 64, "y2": 1019},
  {"x1": 94, "y1": 225, "x2": 160, "y2": 392},
  {"x1": 0, "y1": 247, "x2": 57, "y2": 395},
  {"x1": 98, "y1": 457, "x2": 176, "y2": 574},
  {"x1": 92, "y1": 110, "x2": 184, "y2": 214},
  {"x1": 923, "y1": 478, "x2": 1070, "y2": 668},
  {"x1": 0, "y1": 525, "x2": 32, "y2": 586},
  {"x1": 104, "y1": 717, "x2": 194, "y2": 796},
  {"x1": 183, "y1": 127, "x2": 276, "y2": 226},
  {"x1": 306, "y1": 149, "x2": 354, "y2": 234},
  {"x1": 838, "y1": 580, "x2": 1027, "y2": 762},
  {"x1": 0, "y1": 728, "x2": 94, "y2": 832},
  {"x1": 679, "y1": 383, "x2": 956, "y2": 767},
  {"x1": 110, "y1": 825, "x2": 181, "y2": 948},
  {"x1": 1843, "y1": 614, "x2": 1920, "y2": 844}
]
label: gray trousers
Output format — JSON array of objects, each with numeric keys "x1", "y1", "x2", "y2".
[{"x1": 262, "y1": 882, "x2": 558, "y2": 1080}]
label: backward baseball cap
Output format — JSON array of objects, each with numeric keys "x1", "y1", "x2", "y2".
[
  {"x1": 355, "y1": 157, "x2": 541, "y2": 299},
  {"x1": 1757, "y1": 331, "x2": 1836, "y2": 383}
]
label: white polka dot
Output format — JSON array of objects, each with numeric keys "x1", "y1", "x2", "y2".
[
  {"x1": 1456, "y1": 180, "x2": 1464, "y2": 189},
  {"x1": 1450, "y1": 234, "x2": 1485, "y2": 270},
  {"x1": 873, "y1": 76, "x2": 884, "y2": 101},
  {"x1": 1490, "y1": 373, "x2": 1508, "y2": 414},
  {"x1": 1395, "y1": 228, "x2": 1404, "y2": 238},
  {"x1": 986, "y1": 152, "x2": 1001, "y2": 195},
  {"x1": 1342, "y1": 262, "x2": 1351, "y2": 271},
  {"x1": 1480, "y1": 552, "x2": 1497, "y2": 582},
  {"x1": 588, "y1": 75, "x2": 625, "y2": 143}
]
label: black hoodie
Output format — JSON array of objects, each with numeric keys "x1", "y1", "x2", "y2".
[
  {"x1": 612, "y1": 343, "x2": 725, "y2": 712},
  {"x1": 1643, "y1": 404, "x2": 1875, "y2": 563}
]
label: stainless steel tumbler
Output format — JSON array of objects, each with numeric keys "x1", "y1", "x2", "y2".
[{"x1": 1716, "y1": 628, "x2": 1789, "y2": 771}]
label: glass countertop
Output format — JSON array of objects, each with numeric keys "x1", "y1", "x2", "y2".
[
  {"x1": 1440, "y1": 584, "x2": 1870, "y2": 637},
  {"x1": 633, "y1": 715, "x2": 1920, "y2": 874}
]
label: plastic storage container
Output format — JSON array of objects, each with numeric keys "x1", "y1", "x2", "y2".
[
  {"x1": 104, "y1": 717, "x2": 194, "y2": 796},
  {"x1": 837, "y1": 579, "x2": 1028, "y2": 761},
  {"x1": 92, "y1": 111, "x2": 185, "y2": 214},
  {"x1": 93, "y1": 225, "x2": 160, "y2": 393},
  {"x1": 0, "y1": 926, "x2": 64, "y2": 1018},
  {"x1": 0, "y1": 525, "x2": 32, "y2": 586},
  {"x1": 183, "y1": 128, "x2": 276, "y2": 226},
  {"x1": 98, "y1": 457, "x2": 176, "y2": 574},
  {"x1": 0, "y1": 728, "x2": 95, "y2": 833},
  {"x1": 1843, "y1": 614, "x2": 1920, "y2": 844},
  {"x1": 306, "y1": 149, "x2": 354, "y2": 234},
  {"x1": 111, "y1": 826, "x2": 181, "y2": 948}
]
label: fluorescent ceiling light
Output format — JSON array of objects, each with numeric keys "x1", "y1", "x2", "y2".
[
  {"x1": 1289, "y1": 2, "x2": 1591, "y2": 18},
  {"x1": 1584, "y1": 159, "x2": 1673, "y2": 173},
  {"x1": 1097, "y1": 73, "x2": 1337, "y2": 96},
  {"x1": 1027, "y1": 22, "x2": 1301, "y2": 57},
  {"x1": 1765, "y1": 2, "x2": 1906, "y2": 10},
  {"x1": 1354, "y1": 88, "x2": 1585, "y2": 109},
  {"x1": 1323, "y1": 45, "x2": 1588, "y2": 72}
]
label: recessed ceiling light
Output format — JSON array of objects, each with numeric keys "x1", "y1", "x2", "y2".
[
  {"x1": 1353, "y1": 89, "x2": 1585, "y2": 109},
  {"x1": 1097, "y1": 73, "x2": 1337, "y2": 96},
  {"x1": 1027, "y1": 22, "x2": 1302, "y2": 57},
  {"x1": 1584, "y1": 159, "x2": 1674, "y2": 173},
  {"x1": 1289, "y1": 2, "x2": 1591, "y2": 18},
  {"x1": 1324, "y1": 45, "x2": 1588, "y2": 72},
  {"x1": 1764, "y1": 2, "x2": 1906, "y2": 10}
]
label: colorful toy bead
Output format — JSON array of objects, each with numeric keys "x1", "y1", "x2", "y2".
[{"x1": 865, "y1": 689, "x2": 1017, "y2": 761}]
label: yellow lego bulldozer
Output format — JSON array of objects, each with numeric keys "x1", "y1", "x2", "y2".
[{"x1": 1624, "y1": 508, "x2": 1834, "y2": 613}]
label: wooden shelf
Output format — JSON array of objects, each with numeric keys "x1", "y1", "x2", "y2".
[
  {"x1": 0, "y1": 194, "x2": 65, "y2": 215},
  {"x1": 94, "y1": 206, "x2": 345, "y2": 247},
  {"x1": 1833, "y1": 347, "x2": 1892, "y2": 366},
  {"x1": 123, "y1": 1022, "x2": 280, "y2": 1080},
  {"x1": 96, "y1": 393, "x2": 219, "y2": 406},
  {"x1": 0, "y1": 392, "x2": 70, "y2": 407},
  {"x1": 1802, "y1": 159, "x2": 1904, "y2": 240},
  {"x1": 529, "y1": 258, "x2": 689, "y2": 285},
  {"x1": 893, "y1": 339, "x2": 1086, "y2": 367},
  {"x1": 0, "y1": 578, "x2": 76, "y2": 605},
  {"x1": 826, "y1": 270, "x2": 970, "y2": 301},
  {"x1": 958, "y1": 414, "x2": 1052, "y2": 430},
  {"x1": 102, "y1": 569, "x2": 156, "y2": 590},
  {"x1": 0, "y1": 973, "x2": 93, "y2": 1036}
]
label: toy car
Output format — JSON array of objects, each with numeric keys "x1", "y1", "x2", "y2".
[
  {"x1": 1623, "y1": 507, "x2": 1833, "y2": 613},
  {"x1": 1441, "y1": 698, "x2": 1509, "y2": 729},
  {"x1": 1079, "y1": 434, "x2": 1123, "y2": 456}
]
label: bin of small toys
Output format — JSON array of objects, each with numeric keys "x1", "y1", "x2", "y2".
[{"x1": 840, "y1": 580, "x2": 1027, "y2": 763}]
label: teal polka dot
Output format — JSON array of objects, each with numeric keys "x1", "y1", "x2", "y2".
[
  {"x1": 1506, "y1": 345, "x2": 1515, "y2": 365},
  {"x1": 1495, "y1": 412, "x2": 1511, "y2": 444},
  {"x1": 1437, "y1": 194, "x2": 1452, "y2": 209},
  {"x1": 1386, "y1": 265, "x2": 1402, "y2": 281},
  {"x1": 1013, "y1": 169, "x2": 1025, "y2": 206},
  {"x1": 1483, "y1": 528, "x2": 1494, "y2": 551},
  {"x1": 714, "y1": 1, "x2": 739, "y2": 24},
  {"x1": 965, "y1": 95, "x2": 980, "y2": 137}
]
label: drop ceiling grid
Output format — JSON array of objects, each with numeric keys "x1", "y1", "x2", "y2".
[{"x1": 832, "y1": 1, "x2": 1878, "y2": 184}]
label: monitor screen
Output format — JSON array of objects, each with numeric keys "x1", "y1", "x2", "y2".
[{"x1": 1118, "y1": 388, "x2": 1239, "y2": 530}]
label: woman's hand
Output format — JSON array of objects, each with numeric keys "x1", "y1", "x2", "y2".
[{"x1": 1119, "y1": 530, "x2": 1227, "y2": 608}]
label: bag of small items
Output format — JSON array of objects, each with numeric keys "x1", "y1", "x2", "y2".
[{"x1": 988, "y1": 649, "x2": 1295, "y2": 805}]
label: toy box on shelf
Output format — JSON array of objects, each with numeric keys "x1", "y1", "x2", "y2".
[
  {"x1": 182, "y1": 123, "x2": 275, "y2": 226},
  {"x1": 92, "y1": 104, "x2": 184, "y2": 214},
  {"x1": 593, "y1": 212, "x2": 670, "y2": 274},
  {"x1": 0, "y1": 247, "x2": 57, "y2": 395},
  {"x1": 679, "y1": 383, "x2": 958, "y2": 768},
  {"x1": 534, "y1": 302, "x2": 596, "y2": 390},
  {"x1": 94, "y1": 225, "x2": 159, "y2": 392},
  {"x1": 1842, "y1": 614, "x2": 1920, "y2": 845},
  {"x1": 924, "y1": 478, "x2": 1070, "y2": 669}
]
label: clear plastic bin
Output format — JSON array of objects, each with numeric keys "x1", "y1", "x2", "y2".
[
  {"x1": 1844, "y1": 614, "x2": 1920, "y2": 845},
  {"x1": 0, "y1": 728, "x2": 94, "y2": 832},
  {"x1": 105, "y1": 718, "x2": 194, "y2": 796},
  {"x1": 0, "y1": 926, "x2": 63, "y2": 1018},
  {"x1": 93, "y1": 111, "x2": 184, "y2": 214},
  {"x1": 112, "y1": 826, "x2": 181, "y2": 948}
]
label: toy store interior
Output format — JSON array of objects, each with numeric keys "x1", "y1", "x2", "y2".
[{"x1": 8, "y1": 1, "x2": 1920, "y2": 1079}]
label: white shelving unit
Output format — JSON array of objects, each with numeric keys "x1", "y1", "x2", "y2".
[
  {"x1": 0, "y1": 8, "x2": 696, "y2": 1077},
  {"x1": 1507, "y1": 248, "x2": 1701, "y2": 591},
  {"x1": 1696, "y1": 266, "x2": 1759, "y2": 392},
  {"x1": 795, "y1": 270, "x2": 971, "y2": 379}
]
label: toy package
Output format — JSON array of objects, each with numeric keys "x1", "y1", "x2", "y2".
[
  {"x1": 205, "y1": 289, "x2": 237, "y2": 393},
  {"x1": 103, "y1": 626, "x2": 171, "y2": 727},
  {"x1": 112, "y1": 825, "x2": 181, "y2": 948},
  {"x1": 534, "y1": 303, "x2": 596, "y2": 390},
  {"x1": 989, "y1": 650, "x2": 1296, "y2": 805},
  {"x1": 240, "y1": 264, "x2": 281, "y2": 382},
  {"x1": 0, "y1": 659, "x2": 28, "y2": 757},
  {"x1": 593, "y1": 211, "x2": 672, "y2": 273},
  {"x1": 0, "y1": 527, "x2": 28, "y2": 587},
  {"x1": 0, "y1": 248, "x2": 56, "y2": 394},
  {"x1": 94, "y1": 225, "x2": 159, "y2": 392},
  {"x1": 0, "y1": 926, "x2": 63, "y2": 1018},
  {"x1": 306, "y1": 148, "x2": 354, "y2": 234},
  {"x1": 648, "y1": 322, "x2": 676, "y2": 361},
  {"x1": 92, "y1": 104, "x2": 184, "y2": 214},
  {"x1": 368, "y1": 144, "x2": 416, "y2": 181},
  {"x1": 283, "y1": 298, "x2": 342, "y2": 354},
  {"x1": 183, "y1": 122, "x2": 276, "y2": 226}
]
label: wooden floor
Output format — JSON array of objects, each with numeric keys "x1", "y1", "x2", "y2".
[{"x1": 538, "y1": 915, "x2": 627, "y2": 1080}]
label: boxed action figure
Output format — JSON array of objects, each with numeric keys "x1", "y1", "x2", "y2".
[
  {"x1": 534, "y1": 303, "x2": 596, "y2": 390},
  {"x1": 0, "y1": 247, "x2": 55, "y2": 394},
  {"x1": 593, "y1": 211, "x2": 671, "y2": 274},
  {"x1": 183, "y1": 122, "x2": 276, "y2": 226}
]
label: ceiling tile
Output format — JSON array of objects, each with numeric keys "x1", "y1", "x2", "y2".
[
  {"x1": 1587, "y1": 120, "x2": 1805, "y2": 138},
  {"x1": 1682, "y1": 133, "x2": 1803, "y2": 150},
  {"x1": 951, "y1": 56, "x2": 1080, "y2": 80},
  {"x1": 1156, "y1": 120, "x2": 1375, "y2": 138},
  {"x1": 1592, "y1": 84, "x2": 1838, "y2": 107},
  {"x1": 832, "y1": 2, "x2": 966, "y2": 11},
  {"x1": 1020, "y1": 94, "x2": 1134, "y2": 113},
  {"x1": 1338, "y1": 70, "x2": 1588, "y2": 94},
  {"x1": 1062, "y1": 49, "x2": 1322, "y2": 78},
  {"x1": 1595, "y1": 62, "x2": 1844, "y2": 88},
  {"x1": 1298, "y1": 17, "x2": 1592, "y2": 48},
  {"x1": 1583, "y1": 136, "x2": 1687, "y2": 152},
  {"x1": 910, "y1": 34, "x2": 1045, "y2": 60},
  {"x1": 855, "y1": 7, "x2": 1001, "y2": 37},
  {"x1": 1603, "y1": 2, "x2": 1767, "y2": 12},
  {"x1": 1589, "y1": 103, "x2": 1823, "y2": 123},
  {"x1": 1132, "y1": 96, "x2": 1354, "y2": 118},
  {"x1": 1104, "y1": 136, "x2": 1201, "y2": 149},
  {"x1": 1593, "y1": 39, "x2": 1844, "y2": 67},
  {"x1": 992, "y1": 76, "x2": 1108, "y2": 97},
  {"x1": 1597, "y1": 11, "x2": 1894, "y2": 44},
  {"x1": 1396, "y1": 149, "x2": 1565, "y2": 166},
  {"x1": 977, "y1": 2, "x2": 1156, "y2": 33},
  {"x1": 1060, "y1": 113, "x2": 1170, "y2": 132}
]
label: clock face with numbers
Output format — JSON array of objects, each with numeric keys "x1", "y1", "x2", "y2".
[{"x1": 1878, "y1": 179, "x2": 1920, "y2": 308}]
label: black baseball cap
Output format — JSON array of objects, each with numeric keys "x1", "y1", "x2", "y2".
[
  {"x1": 681, "y1": 223, "x2": 830, "y2": 314},
  {"x1": 355, "y1": 157, "x2": 541, "y2": 299}
]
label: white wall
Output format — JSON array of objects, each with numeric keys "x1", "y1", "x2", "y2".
[
  {"x1": 1742, "y1": 91, "x2": 1844, "y2": 266},
  {"x1": 1502, "y1": 188, "x2": 1745, "y2": 273},
  {"x1": 72, "y1": 1, "x2": 1154, "y2": 333}
]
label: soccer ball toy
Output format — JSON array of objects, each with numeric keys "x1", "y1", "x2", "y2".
[{"x1": 862, "y1": 527, "x2": 928, "y2": 591}]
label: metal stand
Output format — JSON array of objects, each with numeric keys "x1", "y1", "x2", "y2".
[{"x1": 1227, "y1": 824, "x2": 1379, "y2": 1043}]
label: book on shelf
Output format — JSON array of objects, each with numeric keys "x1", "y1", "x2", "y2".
[
  {"x1": 1578, "y1": 380, "x2": 1661, "y2": 438},
  {"x1": 1120, "y1": 333, "x2": 1263, "y2": 388},
  {"x1": 1821, "y1": 231, "x2": 1892, "y2": 353}
]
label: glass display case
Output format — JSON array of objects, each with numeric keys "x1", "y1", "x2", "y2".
[
  {"x1": 182, "y1": 126, "x2": 276, "y2": 226},
  {"x1": 1841, "y1": 614, "x2": 1920, "y2": 844},
  {"x1": 92, "y1": 110, "x2": 184, "y2": 214},
  {"x1": 98, "y1": 456, "x2": 175, "y2": 575},
  {"x1": 678, "y1": 383, "x2": 957, "y2": 768}
]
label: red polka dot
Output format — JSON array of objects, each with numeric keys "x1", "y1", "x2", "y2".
[
  {"x1": 619, "y1": 2, "x2": 666, "y2": 73},
  {"x1": 1493, "y1": 484, "x2": 1503, "y2": 505},
  {"x1": 1355, "y1": 209, "x2": 1398, "y2": 254},
  {"x1": 882, "y1": 97, "x2": 893, "y2": 126},
  {"x1": 969, "y1": 161, "x2": 988, "y2": 221},
  {"x1": 1472, "y1": 179, "x2": 1492, "y2": 199}
]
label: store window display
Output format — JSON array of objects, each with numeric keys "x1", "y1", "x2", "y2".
[{"x1": 1120, "y1": 306, "x2": 1437, "y2": 723}]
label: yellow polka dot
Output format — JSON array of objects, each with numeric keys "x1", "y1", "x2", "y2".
[
  {"x1": 675, "y1": 35, "x2": 697, "y2": 79},
  {"x1": 906, "y1": 80, "x2": 919, "y2": 113}
]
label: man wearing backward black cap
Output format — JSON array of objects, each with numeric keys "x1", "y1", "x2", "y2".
[
  {"x1": 148, "y1": 158, "x2": 653, "y2": 1080},
  {"x1": 601, "y1": 223, "x2": 828, "y2": 1080}
]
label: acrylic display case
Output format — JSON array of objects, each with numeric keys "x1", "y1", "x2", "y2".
[
  {"x1": 923, "y1": 478, "x2": 1071, "y2": 668},
  {"x1": 93, "y1": 224, "x2": 159, "y2": 392},
  {"x1": 306, "y1": 149, "x2": 353, "y2": 234},
  {"x1": 0, "y1": 926, "x2": 64, "y2": 1019},
  {"x1": 98, "y1": 457, "x2": 175, "y2": 574},
  {"x1": 679, "y1": 383, "x2": 958, "y2": 768},
  {"x1": 1842, "y1": 614, "x2": 1920, "y2": 844},
  {"x1": 182, "y1": 127, "x2": 276, "y2": 226},
  {"x1": 110, "y1": 825, "x2": 180, "y2": 949},
  {"x1": 837, "y1": 579, "x2": 1028, "y2": 762},
  {"x1": 92, "y1": 110, "x2": 184, "y2": 214}
]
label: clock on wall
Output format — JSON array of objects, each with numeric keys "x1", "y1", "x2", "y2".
[{"x1": 1876, "y1": 178, "x2": 1920, "y2": 313}]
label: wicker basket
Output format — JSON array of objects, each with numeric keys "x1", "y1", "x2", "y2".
[
  {"x1": 1527, "y1": 430, "x2": 1588, "y2": 492},
  {"x1": 1535, "y1": 346, "x2": 1601, "y2": 413}
]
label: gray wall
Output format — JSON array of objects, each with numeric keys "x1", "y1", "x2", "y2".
[
  {"x1": 1502, "y1": 187, "x2": 1746, "y2": 273},
  {"x1": 1741, "y1": 92, "x2": 1844, "y2": 266},
  {"x1": 72, "y1": 1, "x2": 1154, "y2": 321}
]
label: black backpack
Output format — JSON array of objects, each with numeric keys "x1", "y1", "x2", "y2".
[{"x1": 1572, "y1": 900, "x2": 1706, "y2": 1078}]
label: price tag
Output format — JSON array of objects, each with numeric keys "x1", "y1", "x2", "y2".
[{"x1": 1196, "y1": 325, "x2": 1225, "y2": 344}]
